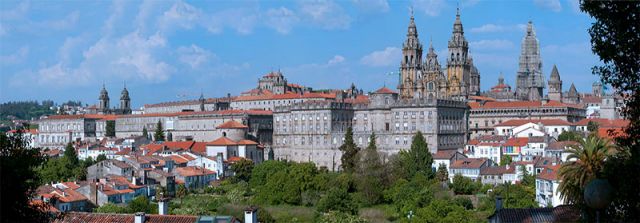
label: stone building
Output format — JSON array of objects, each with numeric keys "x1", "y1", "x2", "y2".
[
  {"x1": 272, "y1": 87, "x2": 468, "y2": 170},
  {"x1": 468, "y1": 100, "x2": 586, "y2": 138},
  {"x1": 397, "y1": 8, "x2": 480, "y2": 101},
  {"x1": 252, "y1": 70, "x2": 312, "y2": 95},
  {"x1": 515, "y1": 21, "x2": 545, "y2": 101},
  {"x1": 143, "y1": 95, "x2": 231, "y2": 114},
  {"x1": 115, "y1": 110, "x2": 273, "y2": 144},
  {"x1": 37, "y1": 114, "x2": 115, "y2": 149}
]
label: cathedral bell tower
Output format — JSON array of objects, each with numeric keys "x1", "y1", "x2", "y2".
[
  {"x1": 446, "y1": 7, "x2": 471, "y2": 100},
  {"x1": 398, "y1": 10, "x2": 423, "y2": 99},
  {"x1": 99, "y1": 84, "x2": 110, "y2": 113},
  {"x1": 119, "y1": 85, "x2": 131, "y2": 114}
]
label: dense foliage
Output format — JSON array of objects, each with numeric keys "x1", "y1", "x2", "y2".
[
  {"x1": 581, "y1": 1, "x2": 640, "y2": 219},
  {"x1": 105, "y1": 120, "x2": 116, "y2": 137},
  {"x1": 339, "y1": 127, "x2": 359, "y2": 173},
  {"x1": 38, "y1": 143, "x2": 95, "y2": 183},
  {"x1": 154, "y1": 120, "x2": 165, "y2": 141},
  {"x1": 557, "y1": 131, "x2": 583, "y2": 142},
  {"x1": 0, "y1": 131, "x2": 50, "y2": 223},
  {"x1": 0, "y1": 101, "x2": 55, "y2": 121},
  {"x1": 95, "y1": 196, "x2": 157, "y2": 214}
]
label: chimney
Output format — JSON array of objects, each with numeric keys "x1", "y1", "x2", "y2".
[
  {"x1": 495, "y1": 196, "x2": 503, "y2": 211},
  {"x1": 244, "y1": 206, "x2": 258, "y2": 223},
  {"x1": 134, "y1": 212, "x2": 145, "y2": 223},
  {"x1": 158, "y1": 198, "x2": 169, "y2": 215}
]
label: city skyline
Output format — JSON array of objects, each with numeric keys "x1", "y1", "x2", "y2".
[{"x1": 1, "y1": 0, "x2": 600, "y2": 107}]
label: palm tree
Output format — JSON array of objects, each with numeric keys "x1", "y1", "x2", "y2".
[{"x1": 558, "y1": 135, "x2": 615, "y2": 204}]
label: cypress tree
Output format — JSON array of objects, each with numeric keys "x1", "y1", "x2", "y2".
[
  {"x1": 154, "y1": 120, "x2": 165, "y2": 141},
  {"x1": 339, "y1": 127, "x2": 359, "y2": 173}
]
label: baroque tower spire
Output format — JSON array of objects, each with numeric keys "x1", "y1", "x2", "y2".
[
  {"x1": 398, "y1": 10, "x2": 423, "y2": 99},
  {"x1": 548, "y1": 64, "x2": 563, "y2": 101},
  {"x1": 516, "y1": 20, "x2": 544, "y2": 101},
  {"x1": 446, "y1": 6, "x2": 471, "y2": 100},
  {"x1": 99, "y1": 84, "x2": 110, "y2": 113}
]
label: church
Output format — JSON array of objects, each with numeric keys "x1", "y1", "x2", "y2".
[
  {"x1": 398, "y1": 8, "x2": 481, "y2": 101},
  {"x1": 86, "y1": 85, "x2": 133, "y2": 115}
]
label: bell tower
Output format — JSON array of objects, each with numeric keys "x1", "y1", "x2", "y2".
[
  {"x1": 445, "y1": 7, "x2": 471, "y2": 100},
  {"x1": 398, "y1": 9, "x2": 423, "y2": 99}
]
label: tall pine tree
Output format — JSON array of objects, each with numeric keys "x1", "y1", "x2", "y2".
[
  {"x1": 154, "y1": 120, "x2": 165, "y2": 141},
  {"x1": 394, "y1": 131, "x2": 434, "y2": 180},
  {"x1": 356, "y1": 133, "x2": 385, "y2": 206},
  {"x1": 142, "y1": 127, "x2": 149, "y2": 139},
  {"x1": 339, "y1": 127, "x2": 359, "y2": 173}
]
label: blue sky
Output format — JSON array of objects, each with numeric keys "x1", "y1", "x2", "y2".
[{"x1": 0, "y1": 0, "x2": 600, "y2": 108}]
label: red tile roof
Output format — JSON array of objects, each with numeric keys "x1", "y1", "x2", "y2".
[
  {"x1": 494, "y1": 119, "x2": 572, "y2": 127},
  {"x1": 598, "y1": 128, "x2": 626, "y2": 139},
  {"x1": 207, "y1": 136, "x2": 237, "y2": 146},
  {"x1": 433, "y1": 150, "x2": 460, "y2": 159},
  {"x1": 217, "y1": 120, "x2": 248, "y2": 129},
  {"x1": 467, "y1": 139, "x2": 480, "y2": 145},
  {"x1": 480, "y1": 165, "x2": 515, "y2": 175},
  {"x1": 237, "y1": 139, "x2": 258, "y2": 145},
  {"x1": 450, "y1": 158, "x2": 487, "y2": 169},
  {"x1": 175, "y1": 166, "x2": 215, "y2": 177},
  {"x1": 227, "y1": 156, "x2": 249, "y2": 162},
  {"x1": 6, "y1": 129, "x2": 38, "y2": 134},
  {"x1": 504, "y1": 137, "x2": 528, "y2": 147},
  {"x1": 537, "y1": 165, "x2": 561, "y2": 181},
  {"x1": 233, "y1": 92, "x2": 335, "y2": 102},
  {"x1": 373, "y1": 87, "x2": 397, "y2": 94},
  {"x1": 468, "y1": 100, "x2": 582, "y2": 109},
  {"x1": 191, "y1": 142, "x2": 207, "y2": 154},
  {"x1": 53, "y1": 212, "x2": 200, "y2": 223},
  {"x1": 547, "y1": 141, "x2": 578, "y2": 151}
]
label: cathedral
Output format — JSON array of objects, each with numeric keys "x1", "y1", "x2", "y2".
[
  {"x1": 482, "y1": 21, "x2": 583, "y2": 104},
  {"x1": 398, "y1": 8, "x2": 481, "y2": 101},
  {"x1": 91, "y1": 84, "x2": 132, "y2": 115}
]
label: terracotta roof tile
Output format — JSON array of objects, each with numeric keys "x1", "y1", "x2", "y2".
[
  {"x1": 494, "y1": 119, "x2": 572, "y2": 127},
  {"x1": 237, "y1": 139, "x2": 258, "y2": 145},
  {"x1": 373, "y1": 87, "x2": 397, "y2": 94},
  {"x1": 433, "y1": 150, "x2": 460, "y2": 159},
  {"x1": 53, "y1": 212, "x2": 201, "y2": 223},
  {"x1": 207, "y1": 136, "x2": 237, "y2": 146},
  {"x1": 217, "y1": 120, "x2": 249, "y2": 129},
  {"x1": 450, "y1": 158, "x2": 487, "y2": 169},
  {"x1": 175, "y1": 166, "x2": 215, "y2": 177},
  {"x1": 504, "y1": 138, "x2": 528, "y2": 147},
  {"x1": 537, "y1": 165, "x2": 561, "y2": 181}
]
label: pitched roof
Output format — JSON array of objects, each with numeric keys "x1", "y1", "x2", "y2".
[
  {"x1": 468, "y1": 100, "x2": 583, "y2": 110},
  {"x1": 450, "y1": 158, "x2": 487, "y2": 169},
  {"x1": 217, "y1": 120, "x2": 248, "y2": 129},
  {"x1": 504, "y1": 137, "x2": 528, "y2": 147},
  {"x1": 546, "y1": 141, "x2": 578, "y2": 151},
  {"x1": 537, "y1": 165, "x2": 561, "y2": 181},
  {"x1": 175, "y1": 166, "x2": 215, "y2": 177},
  {"x1": 53, "y1": 212, "x2": 202, "y2": 223},
  {"x1": 480, "y1": 165, "x2": 515, "y2": 175},
  {"x1": 433, "y1": 150, "x2": 460, "y2": 159},
  {"x1": 467, "y1": 139, "x2": 480, "y2": 145},
  {"x1": 237, "y1": 139, "x2": 258, "y2": 145},
  {"x1": 494, "y1": 119, "x2": 571, "y2": 127},
  {"x1": 373, "y1": 87, "x2": 397, "y2": 94},
  {"x1": 489, "y1": 205, "x2": 581, "y2": 223},
  {"x1": 207, "y1": 136, "x2": 237, "y2": 146}
]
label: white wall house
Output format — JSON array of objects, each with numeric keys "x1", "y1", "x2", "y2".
[{"x1": 536, "y1": 165, "x2": 565, "y2": 207}]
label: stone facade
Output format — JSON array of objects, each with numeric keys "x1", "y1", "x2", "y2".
[
  {"x1": 37, "y1": 115, "x2": 114, "y2": 149},
  {"x1": 398, "y1": 9, "x2": 480, "y2": 101},
  {"x1": 516, "y1": 21, "x2": 545, "y2": 101},
  {"x1": 272, "y1": 88, "x2": 468, "y2": 170}
]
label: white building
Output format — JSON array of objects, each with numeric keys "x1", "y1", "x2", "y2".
[
  {"x1": 432, "y1": 150, "x2": 467, "y2": 175},
  {"x1": 536, "y1": 165, "x2": 565, "y2": 207},
  {"x1": 494, "y1": 119, "x2": 573, "y2": 139}
]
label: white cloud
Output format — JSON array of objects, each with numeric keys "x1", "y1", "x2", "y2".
[
  {"x1": 360, "y1": 47, "x2": 401, "y2": 67},
  {"x1": 104, "y1": 0, "x2": 127, "y2": 35},
  {"x1": 159, "y1": 1, "x2": 201, "y2": 31},
  {"x1": 328, "y1": 55, "x2": 346, "y2": 65},
  {"x1": 0, "y1": 1, "x2": 29, "y2": 20},
  {"x1": 352, "y1": 0, "x2": 390, "y2": 13},
  {"x1": 45, "y1": 11, "x2": 80, "y2": 30},
  {"x1": 264, "y1": 7, "x2": 299, "y2": 34},
  {"x1": 413, "y1": 0, "x2": 446, "y2": 17},
  {"x1": 177, "y1": 44, "x2": 215, "y2": 69},
  {"x1": 534, "y1": 0, "x2": 562, "y2": 12},
  {"x1": 0, "y1": 46, "x2": 29, "y2": 65},
  {"x1": 470, "y1": 23, "x2": 528, "y2": 33},
  {"x1": 470, "y1": 40, "x2": 515, "y2": 50},
  {"x1": 299, "y1": 0, "x2": 352, "y2": 30}
]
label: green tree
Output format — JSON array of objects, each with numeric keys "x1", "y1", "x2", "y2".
[
  {"x1": 63, "y1": 142, "x2": 79, "y2": 167},
  {"x1": 0, "y1": 131, "x2": 50, "y2": 223},
  {"x1": 96, "y1": 154, "x2": 107, "y2": 162},
  {"x1": 499, "y1": 155, "x2": 512, "y2": 166},
  {"x1": 231, "y1": 158, "x2": 254, "y2": 182},
  {"x1": 415, "y1": 199, "x2": 480, "y2": 223},
  {"x1": 249, "y1": 160, "x2": 289, "y2": 189},
  {"x1": 393, "y1": 131, "x2": 434, "y2": 180},
  {"x1": 128, "y1": 195, "x2": 156, "y2": 214},
  {"x1": 105, "y1": 120, "x2": 115, "y2": 137},
  {"x1": 384, "y1": 174, "x2": 433, "y2": 215},
  {"x1": 317, "y1": 211, "x2": 367, "y2": 223},
  {"x1": 520, "y1": 166, "x2": 535, "y2": 188},
  {"x1": 256, "y1": 208, "x2": 275, "y2": 223},
  {"x1": 587, "y1": 121, "x2": 599, "y2": 133},
  {"x1": 142, "y1": 127, "x2": 149, "y2": 139},
  {"x1": 355, "y1": 133, "x2": 385, "y2": 206},
  {"x1": 316, "y1": 187, "x2": 358, "y2": 215},
  {"x1": 95, "y1": 203, "x2": 128, "y2": 213},
  {"x1": 580, "y1": 1, "x2": 640, "y2": 219},
  {"x1": 436, "y1": 163, "x2": 449, "y2": 182},
  {"x1": 155, "y1": 185, "x2": 167, "y2": 200},
  {"x1": 339, "y1": 127, "x2": 359, "y2": 173},
  {"x1": 558, "y1": 135, "x2": 614, "y2": 205},
  {"x1": 167, "y1": 131, "x2": 173, "y2": 142},
  {"x1": 451, "y1": 174, "x2": 477, "y2": 195},
  {"x1": 176, "y1": 184, "x2": 188, "y2": 204},
  {"x1": 154, "y1": 120, "x2": 165, "y2": 141},
  {"x1": 558, "y1": 131, "x2": 583, "y2": 142}
]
